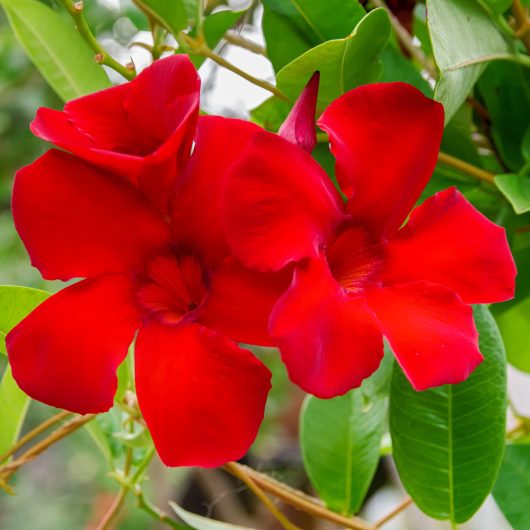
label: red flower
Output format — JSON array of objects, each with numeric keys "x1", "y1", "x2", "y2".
[
  {"x1": 7, "y1": 111, "x2": 289, "y2": 467},
  {"x1": 30, "y1": 55, "x2": 200, "y2": 212},
  {"x1": 223, "y1": 82, "x2": 516, "y2": 396}
]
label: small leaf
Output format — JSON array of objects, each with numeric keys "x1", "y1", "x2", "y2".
[
  {"x1": 493, "y1": 444, "x2": 530, "y2": 530},
  {"x1": 0, "y1": 366, "x2": 30, "y2": 459},
  {"x1": 495, "y1": 173, "x2": 530, "y2": 214},
  {"x1": 0, "y1": 286, "x2": 49, "y2": 461},
  {"x1": 188, "y1": 10, "x2": 242, "y2": 69},
  {"x1": 113, "y1": 428, "x2": 152, "y2": 448},
  {"x1": 135, "y1": 0, "x2": 188, "y2": 34},
  {"x1": 390, "y1": 305, "x2": 507, "y2": 524},
  {"x1": 427, "y1": 0, "x2": 509, "y2": 122},
  {"x1": 262, "y1": 0, "x2": 366, "y2": 72},
  {"x1": 0, "y1": 285, "x2": 49, "y2": 355},
  {"x1": 170, "y1": 502, "x2": 256, "y2": 529},
  {"x1": 0, "y1": 0, "x2": 111, "y2": 101},
  {"x1": 300, "y1": 350, "x2": 392, "y2": 514},
  {"x1": 276, "y1": 8, "x2": 391, "y2": 110}
]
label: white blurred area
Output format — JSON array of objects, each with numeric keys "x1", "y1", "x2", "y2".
[{"x1": 94, "y1": 2, "x2": 530, "y2": 528}]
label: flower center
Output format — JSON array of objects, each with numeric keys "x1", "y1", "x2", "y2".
[
  {"x1": 136, "y1": 252, "x2": 207, "y2": 324},
  {"x1": 326, "y1": 224, "x2": 385, "y2": 294}
]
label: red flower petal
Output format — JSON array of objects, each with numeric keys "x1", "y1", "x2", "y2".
[
  {"x1": 270, "y1": 257, "x2": 384, "y2": 398},
  {"x1": 31, "y1": 56, "x2": 200, "y2": 186},
  {"x1": 135, "y1": 322, "x2": 271, "y2": 467},
  {"x1": 198, "y1": 257, "x2": 292, "y2": 346},
  {"x1": 12, "y1": 150, "x2": 170, "y2": 281},
  {"x1": 318, "y1": 82, "x2": 444, "y2": 236},
  {"x1": 6, "y1": 275, "x2": 140, "y2": 414},
  {"x1": 171, "y1": 116, "x2": 261, "y2": 268},
  {"x1": 278, "y1": 71, "x2": 319, "y2": 153},
  {"x1": 366, "y1": 282, "x2": 483, "y2": 390},
  {"x1": 224, "y1": 131, "x2": 344, "y2": 271},
  {"x1": 383, "y1": 188, "x2": 516, "y2": 304}
]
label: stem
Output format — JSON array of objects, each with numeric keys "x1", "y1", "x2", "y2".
[
  {"x1": 224, "y1": 31, "x2": 267, "y2": 55},
  {"x1": 224, "y1": 462, "x2": 301, "y2": 530},
  {"x1": 179, "y1": 33, "x2": 288, "y2": 100},
  {"x1": 222, "y1": 463, "x2": 375, "y2": 530},
  {"x1": 369, "y1": 0, "x2": 437, "y2": 78},
  {"x1": 374, "y1": 497, "x2": 413, "y2": 528},
  {"x1": 437, "y1": 152, "x2": 496, "y2": 184},
  {"x1": 0, "y1": 414, "x2": 95, "y2": 486},
  {"x1": 0, "y1": 410, "x2": 71, "y2": 463},
  {"x1": 513, "y1": 0, "x2": 530, "y2": 54},
  {"x1": 58, "y1": 0, "x2": 136, "y2": 80},
  {"x1": 96, "y1": 487, "x2": 128, "y2": 530},
  {"x1": 135, "y1": 487, "x2": 185, "y2": 529}
]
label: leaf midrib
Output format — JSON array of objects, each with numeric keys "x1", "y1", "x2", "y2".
[{"x1": 288, "y1": 0, "x2": 326, "y2": 42}]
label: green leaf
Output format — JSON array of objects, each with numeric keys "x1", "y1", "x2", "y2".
[
  {"x1": 390, "y1": 305, "x2": 507, "y2": 523},
  {"x1": 276, "y1": 8, "x2": 391, "y2": 110},
  {"x1": 262, "y1": 0, "x2": 365, "y2": 72},
  {"x1": 135, "y1": 0, "x2": 188, "y2": 34},
  {"x1": 0, "y1": 366, "x2": 30, "y2": 459},
  {"x1": 496, "y1": 296, "x2": 530, "y2": 372},
  {"x1": 427, "y1": 0, "x2": 509, "y2": 123},
  {"x1": 495, "y1": 173, "x2": 530, "y2": 214},
  {"x1": 250, "y1": 96, "x2": 291, "y2": 131},
  {"x1": 0, "y1": 285, "x2": 49, "y2": 355},
  {"x1": 300, "y1": 351, "x2": 392, "y2": 515},
  {"x1": 170, "y1": 502, "x2": 255, "y2": 529},
  {"x1": 0, "y1": 0, "x2": 111, "y2": 101},
  {"x1": 380, "y1": 43, "x2": 432, "y2": 96},
  {"x1": 0, "y1": 286, "x2": 49, "y2": 460},
  {"x1": 188, "y1": 10, "x2": 242, "y2": 69},
  {"x1": 493, "y1": 444, "x2": 530, "y2": 530},
  {"x1": 477, "y1": 62, "x2": 530, "y2": 171},
  {"x1": 479, "y1": 0, "x2": 513, "y2": 14}
]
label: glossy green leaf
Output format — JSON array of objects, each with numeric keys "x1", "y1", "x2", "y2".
[
  {"x1": 300, "y1": 351, "x2": 392, "y2": 515},
  {"x1": 0, "y1": 285, "x2": 49, "y2": 355},
  {"x1": 276, "y1": 8, "x2": 391, "y2": 110},
  {"x1": 0, "y1": 286, "x2": 49, "y2": 460},
  {"x1": 427, "y1": 0, "x2": 509, "y2": 123},
  {"x1": 495, "y1": 173, "x2": 530, "y2": 214},
  {"x1": 135, "y1": 0, "x2": 188, "y2": 34},
  {"x1": 170, "y1": 502, "x2": 255, "y2": 529},
  {"x1": 493, "y1": 444, "x2": 530, "y2": 530},
  {"x1": 477, "y1": 62, "x2": 530, "y2": 171},
  {"x1": 390, "y1": 305, "x2": 507, "y2": 523},
  {"x1": 0, "y1": 0, "x2": 110, "y2": 101},
  {"x1": 262, "y1": 0, "x2": 365, "y2": 72},
  {"x1": 0, "y1": 366, "x2": 30, "y2": 459}
]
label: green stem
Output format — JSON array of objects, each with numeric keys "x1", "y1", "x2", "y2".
[
  {"x1": 177, "y1": 32, "x2": 288, "y2": 100},
  {"x1": 58, "y1": 0, "x2": 136, "y2": 80}
]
